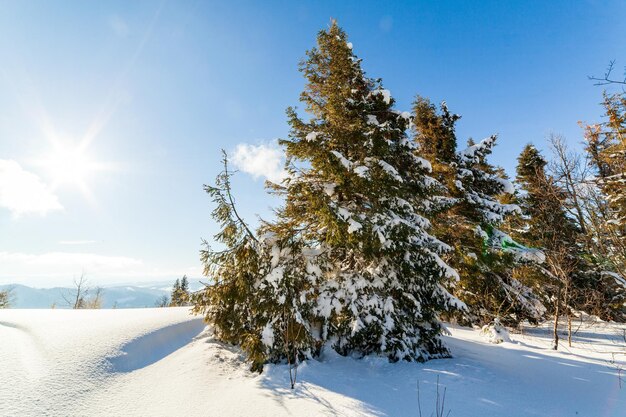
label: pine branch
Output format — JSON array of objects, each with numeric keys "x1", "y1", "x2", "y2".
[{"x1": 220, "y1": 150, "x2": 258, "y2": 243}]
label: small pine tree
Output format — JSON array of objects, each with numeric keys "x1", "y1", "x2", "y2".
[
  {"x1": 170, "y1": 277, "x2": 192, "y2": 307},
  {"x1": 170, "y1": 278, "x2": 182, "y2": 306},
  {"x1": 515, "y1": 145, "x2": 583, "y2": 269},
  {"x1": 181, "y1": 275, "x2": 189, "y2": 294},
  {"x1": 192, "y1": 152, "x2": 315, "y2": 372},
  {"x1": 0, "y1": 289, "x2": 11, "y2": 308},
  {"x1": 171, "y1": 275, "x2": 190, "y2": 306}
]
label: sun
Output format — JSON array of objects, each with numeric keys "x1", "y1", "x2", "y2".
[
  {"x1": 23, "y1": 85, "x2": 119, "y2": 204},
  {"x1": 35, "y1": 140, "x2": 105, "y2": 201},
  {"x1": 44, "y1": 144, "x2": 94, "y2": 187}
]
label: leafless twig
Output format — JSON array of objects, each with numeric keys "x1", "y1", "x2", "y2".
[{"x1": 589, "y1": 60, "x2": 626, "y2": 87}]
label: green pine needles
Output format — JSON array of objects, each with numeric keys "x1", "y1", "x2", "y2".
[{"x1": 193, "y1": 22, "x2": 463, "y2": 371}]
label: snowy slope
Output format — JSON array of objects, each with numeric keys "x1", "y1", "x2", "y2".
[{"x1": 1, "y1": 308, "x2": 625, "y2": 416}]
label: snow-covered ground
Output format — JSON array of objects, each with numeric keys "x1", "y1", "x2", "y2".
[{"x1": 1, "y1": 308, "x2": 625, "y2": 416}]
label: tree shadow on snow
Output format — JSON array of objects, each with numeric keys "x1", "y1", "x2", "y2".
[
  {"x1": 106, "y1": 318, "x2": 206, "y2": 373},
  {"x1": 258, "y1": 333, "x2": 626, "y2": 417}
]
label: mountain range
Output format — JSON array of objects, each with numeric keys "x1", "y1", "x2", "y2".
[{"x1": 0, "y1": 280, "x2": 205, "y2": 309}]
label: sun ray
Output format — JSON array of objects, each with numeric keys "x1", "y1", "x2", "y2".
[{"x1": 31, "y1": 136, "x2": 114, "y2": 204}]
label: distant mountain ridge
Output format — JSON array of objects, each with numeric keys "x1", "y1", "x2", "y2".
[{"x1": 0, "y1": 280, "x2": 204, "y2": 309}]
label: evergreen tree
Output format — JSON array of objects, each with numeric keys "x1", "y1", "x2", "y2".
[
  {"x1": 512, "y1": 144, "x2": 626, "y2": 344},
  {"x1": 412, "y1": 99, "x2": 543, "y2": 326},
  {"x1": 0, "y1": 289, "x2": 11, "y2": 308},
  {"x1": 412, "y1": 97, "x2": 459, "y2": 167},
  {"x1": 269, "y1": 21, "x2": 460, "y2": 361},
  {"x1": 193, "y1": 153, "x2": 266, "y2": 369},
  {"x1": 515, "y1": 144, "x2": 581, "y2": 347},
  {"x1": 171, "y1": 276, "x2": 191, "y2": 306},
  {"x1": 192, "y1": 153, "x2": 317, "y2": 372},
  {"x1": 584, "y1": 93, "x2": 626, "y2": 275},
  {"x1": 599, "y1": 93, "x2": 626, "y2": 232},
  {"x1": 515, "y1": 145, "x2": 577, "y2": 249},
  {"x1": 170, "y1": 278, "x2": 182, "y2": 306},
  {"x1": 194, "y1": 22, "x2": 462, "y2": 371},
  {"x1": 181, "y1": 275, "x2": 190, "y2": 303}
]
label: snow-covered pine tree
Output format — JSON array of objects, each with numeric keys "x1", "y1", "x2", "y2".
[
  {"x1": 412, "y1": 98, "x2": 544, "y2": 326},
  {"x1": 192, "y1": 153, "x2": 317, "y2": 372},
  {"x1": 192, "y1": 153, "x2": 267, "y2": 369},
  {"x1": 456, "y1": 138, "x2": 547, "y2": 324},
  {"x1": 270, "y1": 21, "x2": 460, "y2": 361},
  {"x1": 250, "y1": 226, "x2": 322, "y2": 384},
  {"x1": 194, "y1": 22, "x2": 464, "y2": 370},
  {"x1": 584, "y1": 93, "x2": 626, "y2": 275}
]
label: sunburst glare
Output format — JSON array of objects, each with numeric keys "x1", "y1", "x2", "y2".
[
  {"x1": 43, "y1": 143, "x2": 93, "y2": 187},
  {"x1": 34, "y1": 137, "x2": 112, "y2": 203}
]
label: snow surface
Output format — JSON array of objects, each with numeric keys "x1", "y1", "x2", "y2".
[{"x1": 1, "y1": 308, "x2": 625, "y2": 416}]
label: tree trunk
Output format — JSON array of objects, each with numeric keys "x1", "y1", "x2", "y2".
[
  {"x1": 567, "y1": 311, "x2": 572, "y2": 347},
  {"x1": 563, "y1": 281, "x2": 571, "y2": 348},
  {"x1": 552, "y1": 288, "x2": 561, "y2": 350}
]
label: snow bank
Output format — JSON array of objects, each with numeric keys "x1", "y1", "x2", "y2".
[
  {"x1": 0, "y1": 308, "x2": 203, "y2": 416},
  {"x1": 1, "y1": 308, "x2": 625, "y2": 416}
]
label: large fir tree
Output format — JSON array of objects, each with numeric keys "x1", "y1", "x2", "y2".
[{"x1": 269, "y1": 21, "x2": 461, "y2": 361}]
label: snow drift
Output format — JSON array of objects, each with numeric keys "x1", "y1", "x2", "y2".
[{"x1": 1, "y1": 308, "x2": 625, "y2": 416}]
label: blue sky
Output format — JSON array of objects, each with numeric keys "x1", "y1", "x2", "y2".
[{"x1": 1, "y1": 0, "x2": 625, "y2": 287}]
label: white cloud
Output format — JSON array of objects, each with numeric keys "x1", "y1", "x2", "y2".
[
  {"x1": 0, "y1": 251, "x2": 142, "y2": 273},
  {"x1": 0, "y1": 159, "x2": 63, "y2": 217},
  {"x1": 231, "y1": 141, "x2": 287, "y2": 183}
]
